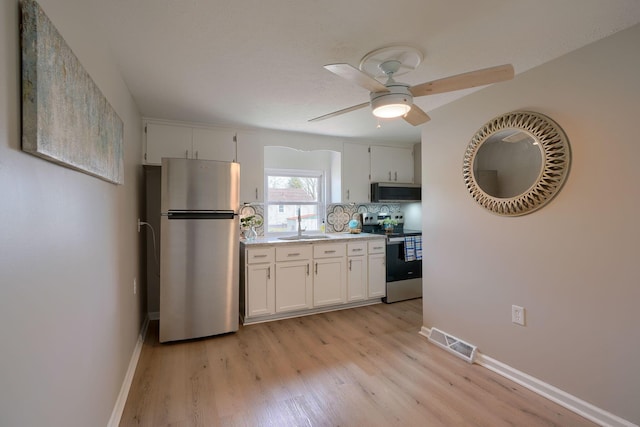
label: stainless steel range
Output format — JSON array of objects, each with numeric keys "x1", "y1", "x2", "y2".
[{"x1": 362, "y1": 212, "x2": 422, "y2": 303}]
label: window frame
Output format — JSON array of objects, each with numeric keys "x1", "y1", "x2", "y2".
[{"x1": 264, "y1": 168, "x2": 325, "y2": 236}]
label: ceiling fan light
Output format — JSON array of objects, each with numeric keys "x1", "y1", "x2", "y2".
[
  {"x1": 373, "y1": 103, "x2": 411, "y2": 118},
  {"x1": 371, "y1": 92, "x2": 412, "y2": 119}
]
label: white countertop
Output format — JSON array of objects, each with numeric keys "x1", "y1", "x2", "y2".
[{"x1": 240, "y1": 232, "x2": 386, "y2": 247}]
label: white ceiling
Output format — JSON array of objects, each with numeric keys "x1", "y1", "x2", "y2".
[{"x1": 91, "y1": 0, "x2": 640, "y2": 144}]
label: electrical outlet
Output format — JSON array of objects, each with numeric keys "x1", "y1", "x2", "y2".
[
  {"x1": 133, "y1": 278, "x2": 137, "y2": 295},
  {"x1": 512, "y1": 305, "x2": 525, "y2": 326}
]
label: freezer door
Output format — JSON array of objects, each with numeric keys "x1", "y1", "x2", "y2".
[
  {"x1": 161, "y1": 158, "x2": 240, "y2": 212},
  {"x1": 159, "y1": 214, "x2": 239, "y2": 342}
]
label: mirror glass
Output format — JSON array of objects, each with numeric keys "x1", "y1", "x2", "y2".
[
  {"x1": 473, "y1": 128, "x2": 542, "y2": 198},
  {"x1": 463, "y1": 111, "x2": 571, "y2": 216}
]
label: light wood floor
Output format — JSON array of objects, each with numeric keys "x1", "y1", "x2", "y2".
[{"x1": 120, "y1": 299, "x2": 594, "y2": 426}]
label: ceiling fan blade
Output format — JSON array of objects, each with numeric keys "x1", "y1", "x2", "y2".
[
  {"x1": 410, "y1": 64, "x2": 514, "y2": 97},
  {"x1": 308, "y1": 102, "x2": 370, "y2": 122},
  {"x1": 403, "y1": 104, "x2": 431, "y2": 126},
  {"x1": 324, "y1": 63, "x2": 389, "y2": 93}
]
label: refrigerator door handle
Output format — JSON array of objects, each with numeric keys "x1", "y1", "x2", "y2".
[{"x1": 165, "y1": 210, "x2": 236, "y2": 220}]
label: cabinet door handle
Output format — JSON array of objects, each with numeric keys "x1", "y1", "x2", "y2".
[
  {"x1": 324, "y1": 250, "x2": 336, "y2": 254},
  {"x1": 347, "y1": 189, "x2": 350, "y2": 200},
  {"x1": 388, "y1": 171, "x2": 392, "y2": 181},
  {"x1": 306, "y1": 264, "x2": 310, "y2": 276},
  {"x1": 253, "y1": 254, "x2": 267, "y2": 258},
  {"x1": 349, "y1": 259, "x2": 352, "y2": 271},
  {"x1": 315, "y1": 262, "x2": 318, "y2": 275},
  {"x1": 352, "y1": 248, "x2": 362, "y2": 252},
  {"x1": 287, "y1": 252, "x2": 300, "y2": 257},
  {"x1": 394, "y1": 171, "x2": 397, "y2": 181},
  {"x1": 195, "y1": 150, "x2": 199, "y2": 159},
  {"x1": 267, "y1": 266, "x2": 271, "y2": 279},
  {"x1": 255, "y1": 188, "x2": 258, "y2": 200},
  {"x1": 185, "y1": 149, "x2": 189, "y2": 159}
]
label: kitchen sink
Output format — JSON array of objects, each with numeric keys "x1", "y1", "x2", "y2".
[{"x1": 278, "y1": 234, "x2": 331, "y2": 240}]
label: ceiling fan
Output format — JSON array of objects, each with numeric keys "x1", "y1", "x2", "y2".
[{"x1": 309, "y1": 47, "x2": 514, "y2": 126}]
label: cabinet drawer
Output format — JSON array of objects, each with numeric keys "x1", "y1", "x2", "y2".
[
  {"x1": 368, "y1": 240, "x2": 386, "y2": 254},
  {"x1": 276, "y1": 245, "x2": 312, "y2": 262},
  {"x1": 246, "y1": 247, "x2": 275, "y2": 264},
  {"x1": 313, "y1": 243, "x2": 346, "y2": 259},
  {"x1": 347, "y1": 242, "x2": 367, "y2": 256}
]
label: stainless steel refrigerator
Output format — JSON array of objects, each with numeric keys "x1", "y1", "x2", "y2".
[{"x1": 159, "y1": 158, "x2": 240, "y2": 343}]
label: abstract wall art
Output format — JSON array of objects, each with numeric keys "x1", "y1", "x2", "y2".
[{"x1": 20, "y1": 0, "x2": 124, "y2": 184}]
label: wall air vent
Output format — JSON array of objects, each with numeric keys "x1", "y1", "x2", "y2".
[{"x1": 428, "y1": 328, "x2": 478, "y2": 364}]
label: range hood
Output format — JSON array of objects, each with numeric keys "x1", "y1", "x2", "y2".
[{"x1": 371, "y1": 182, "x2": 421, "y2": 202}]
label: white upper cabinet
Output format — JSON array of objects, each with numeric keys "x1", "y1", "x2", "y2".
[
  {"x1": 342, "y1": 142, "x2": 370, "y2": 203},
  {"x1": 144, "y1": 122, "x2": 192, "y2": 164},
  {"x1": 144, "y1": 121, "x2": 236, "y2": 165},
  {"x1": 369, "y1": 145, "x2": 414, "y2": 183},
  {"x1": 236, "y1": 130, "x2": 264, "y2": 203},
  {"x1": 192, "y1": 127, "x2": 236, "y2": 162}
]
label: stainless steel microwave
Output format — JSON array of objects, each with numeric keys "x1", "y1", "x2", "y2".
[{"x1": 371, "y1": 182, "x2": 421, "y2": 202}]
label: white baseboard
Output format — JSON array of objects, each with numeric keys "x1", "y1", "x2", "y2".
[
  {"x1": 419, "y1": 326, "x2": 430, "y2": 339},
  {"x1": 107, "y1": 315, "x2": 150, "y2": 427},
  {"x1": 419, "y1": 327, "x2": 636, "y2": 427}
]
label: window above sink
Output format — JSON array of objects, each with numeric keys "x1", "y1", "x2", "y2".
[{"x1": 265, "y1": 169, "x2": 324, "y2": 235}]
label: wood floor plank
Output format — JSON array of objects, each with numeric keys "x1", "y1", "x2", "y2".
[{"x1": 120, "y1": 299, "x2": 596, "y2": 427}]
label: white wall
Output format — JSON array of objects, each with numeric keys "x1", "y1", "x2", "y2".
[
  {"x1": 413, "y1": 142, "x2": 421, "y2": 183},
  {"x1": 264, "y1": 146, "x2": 341, "y2": 203},
  {"x1": 264, "y1": 146, "x2": 338, "y2": 172},
  {"x1": 0, "y1": 1, "x2": 144, "y2": 426},
  {"x1": 421, "y1": 24, "x2": 640, "y2": 424},
  {"x1": 400, "y1": 202, "x2": 422, "y2": 230}
]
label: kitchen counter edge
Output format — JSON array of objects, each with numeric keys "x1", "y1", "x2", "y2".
[{"x1": 240, "y1": 233, "x2": 385, "y2": 247}]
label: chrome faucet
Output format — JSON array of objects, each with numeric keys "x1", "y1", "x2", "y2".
[{"x1": 297, "y1": 208, "x2": 305, "y2": 236}]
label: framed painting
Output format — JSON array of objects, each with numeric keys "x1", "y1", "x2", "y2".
[{"x1": 20, "y1": 0, "x2": 124, "y2": 184}]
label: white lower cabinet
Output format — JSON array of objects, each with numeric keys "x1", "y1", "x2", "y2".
[
  {"x1": 275, "y1": 260, "x2": 312, "y2": 312},
  {"x1": 275, "y1": 245, "x2": 313, "y2": 313},
  {"x1": 245, "y1": 247, "x2": 275, "y2": 317},
  {"x1": 313, "y1": 258, "x2": 347, "y2": 307},
  {"x1": 367, "y1": 240, "x2": 386, "y2": 298},
  {"x1": 347, "y1": 242, "x2": 368, "y2": 302},
  {"x1": 313, "y1": 243, "x2": 347, "y2": 307},
  {"x1": 246, "y1": 263, "x2": 274, "y2": 316},
  {"x1": 242, "y1": 238, "x2": 386, "y2": 324}
]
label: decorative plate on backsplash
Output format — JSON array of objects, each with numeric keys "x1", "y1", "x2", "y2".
[
  {"x1": 239, "y1": 204, "x2": 264, "y2": 236},
  {"x1": 327, "y1": 205, "x2": 352, "y2": 232}
]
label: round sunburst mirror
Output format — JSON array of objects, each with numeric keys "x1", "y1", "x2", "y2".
[{"x1": 463, "y1": 111, "x2": 571, "y2": 216}]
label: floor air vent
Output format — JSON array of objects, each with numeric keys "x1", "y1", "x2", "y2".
[{"x1": 428, "y1": 328, "x2": 477, "y2": 363}]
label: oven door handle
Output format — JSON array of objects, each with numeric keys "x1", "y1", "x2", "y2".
[{"x1": 387, "y1": 237, "x2": 405, "y2": 244}]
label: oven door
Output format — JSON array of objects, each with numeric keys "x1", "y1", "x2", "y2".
[
  {"x1": 384, "y1": 237, "x2": 423, "y2": 303},
  {"x1": 386, "y1": 237, "x2": 422, "y2": 282}
]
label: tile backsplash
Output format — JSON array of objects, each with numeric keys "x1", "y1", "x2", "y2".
[
  {"x1": 325, "y1": 203, "x2": 401, "y2": 232},
  {"x1": 240, "y1": 203, "x2": 401, "y2": 236}
]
